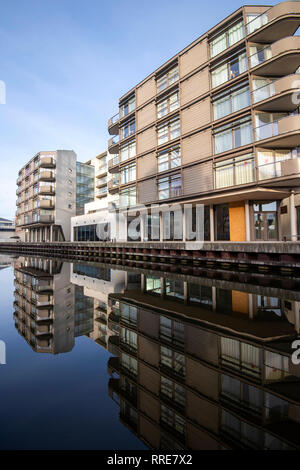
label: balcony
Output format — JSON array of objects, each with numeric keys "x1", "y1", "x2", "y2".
[
  {"x1": 38, "y1": 170, "x2": 55, "y2": 182},
  {"x1": 97, "y1": 164, "x2": 108, "y2": 178},
  {"x1": 254, "y1": 114, "x2": 300, "y2": 147},
  {"x1": 96, "y1": 178, "x2": 107, "y2": 189},
  {"x1": 95, "y1": 187, "x2": 107, "y2": 199},
  {"x1": 108, "y1": 155, "x2": 120, "y2": 173},
  {"x1": 107, "y1": 178, "x2": 119, "y2": 193},
  {"x1": 246, "y1": 2, "x2": 300, "y2": 43},
  {"x1": 252, "y1": 74, "x2": 300, "y2": 112},
  {"x1": 258, "y1": 157, "x2": 300, "y2": 187},
  {"x1": 249, "y1": 36, "x2": 300, "y2": 76},
  {"x1": 39, "y1": 185, "x2": 55, "y2": 195},
  {"x1": 108, "y1": 135, "x2": 119, "y2": 154},
  {"x1": 39, "y1": 156, "x2": 56, "y2": 168},
  {"x1": 108, "y1": 113, "x2": 119, "y2": 136},
  {"x1": 37, "y1": 199, "x2": 54, "y2": 209}
]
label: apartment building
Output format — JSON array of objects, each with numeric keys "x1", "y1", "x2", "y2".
[
  {"x1": 107, "y1": 271, "x2": 300, "y2": 450},
  {"x1": 15, "y1": 150, "x2": 96, "y2": 242},
  {"x1": 106, "y1": 1, "x2": 300, "y2": 243},
  {"x1": 0, "y1": 217, "x2": 15, "y2": 240}
]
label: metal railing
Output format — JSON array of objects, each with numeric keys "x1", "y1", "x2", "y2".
[{"x1": 246, "y1": 12, "x2": 268, "y2": 35}]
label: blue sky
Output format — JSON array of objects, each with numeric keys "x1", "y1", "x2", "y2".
[{"x1": 0, "y1": 0, "x2": 272, "y2": 219}]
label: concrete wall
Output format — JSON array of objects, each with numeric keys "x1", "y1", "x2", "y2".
[{"x1": 55, "y1": 150, "x2": 77, "y2": 241}]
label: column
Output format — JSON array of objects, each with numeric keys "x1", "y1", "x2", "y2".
[
  {"x1": 159, "y1": 212, "x2": 164, "y2": 242},
  {"x1": 140, "y1": 214, "x2": 145, "y2": 242},
  {"x1": 290, "y1": 190, "x2": 297, "y2": 241},
  {"x1": 210, "y1": 205, "x2": 215, "y2": 242},
  {"x1": 245, "y1": 200, "x2": 251, "y2": 242},
  {"x1": 212, "y1": 286, "x2": 217, "y2": 311},
  {"x1": 182, "y1": 207, "x2": 186, "y2": 242},
  {"x1": 184, "y1": 281, "x2": 188, "y2": 305}
]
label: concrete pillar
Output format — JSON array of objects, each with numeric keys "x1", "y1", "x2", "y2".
[
  {"x1": 184, "y1": 281, "x2": 188, "y2": 305},
  {"x1": 141, "y1": 274, "x2": 146, "y2": 293},
  {"x1": 182, "y1": 207, "x2": 186, "y2": 242},
  {"x1": 290, "y1": 191, "x2": 297, "y2": 241},
  {"x1": 210, "y1": 205, "x2": 215, "y2": 242},
  {"x1": 212, "y1": 286, "x2": 217, "y2": 311},
  {"x1": 160, "y1": 277, "x2": 165, "y2": 297},
  {"x1": 50, "y1": 225, "x2": 53, "y2": 243},
  {"x1": 159, "y1": 212, "x2": 163, "y2": 242},
  {"x1": 140, "y1": 215, "x2": 145, "y2": 242},
  {"x1": 248, "y1": 294, "x2": 254, "y2": 320},
  {"x1": 245, "y1": 200, "x2": 251, "y2": 242}
]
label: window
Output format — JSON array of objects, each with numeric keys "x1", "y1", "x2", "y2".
[
  {"x1": 120, "y1": 139, "x2": 136, "y2": 162},
  {"x1": 214, "y1": 116, "x2": 252, "y2": 154},
  {"x1": 215, "y1": 153, "x2": 254, "y2": 188},
  {"x1": 120, "y1": 163, "x2": 136, "y2": 184},
  {"x1": 246, "y1": 13, "x2": 268, "y2": 35},
  {"x1": 161, "y1": 405, "x2": 185, "y2": 435},
  {"x1": 120, "y1": 119, "x2": 135, "y2": 140},
  {"x1": 157, "y1": 66, "x2": 179, "y2": 92},
  {"x1": 211, "y1": 50, "x2": 247, "y2": 88},
  {"x1": 210, "y1": 20, "x2": 244, "y2": 58},
  {"x1": 254, "y1": 112, "x2": 289, "y2": 141},
  {"x1": 221, "y1": 374, "x2": 262, "y2": 416},
  {"x1": 120, "y1": 302, "x2": 137, "y2": 326},
  {"x1": 221, "y1": 337, "x2": 262, "y2": 379},
  {"x1": 119, "y1": 186, "x2": 136, "y2": 207},
  {"x1": 160, "y1": 316, "x2": 185, "y2": 346},
  {"x1": 157, "y1": 91, "x2": 180, "y2": 118},
  {"x1": 121, "y1": 328, "x2": 137, "y2": 352},
  {"x1": 146, "y1": 275, "x2": 161, "y2": 294},
  {"x1": 257, "y1": 149, "x2": 291, "y2": 180},
  {"x1": 213, "y1": 82, "x2": 250, "y2": 120},
  {"x1": 160, "y1": 346, "x2": 185, "y2": 377},
  {"x1": 264, "y1": 351, "x2": 290, "y2": 383},
  {"x1": 252, "y1": 78, "x2": 275, "y2": 104},
  {"x1": 121, "y1": 353, "x2": 138, "y2": 377},
  {"x1": 158, "y1": 117, "x2": 180, "y2": 145},
  {"x1": 120, "y1": 95, "x2": 135, "y2": 118},
  {"x1": 158, "y1": 146, "x2": 181, "y2": 172},
  {"x1": 249, "y1": 44, "x2": 271, "y2": 68},
  {"x1": 158, "y1": 173, "x2": 182, "y2": 200},
  {"x1": 161, "y1": 377, "x2": 186, "y2": 408}
]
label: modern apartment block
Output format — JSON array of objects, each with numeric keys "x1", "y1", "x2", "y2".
[
  {"x1": 106, "y1": 1, "x2": 300, "y2": 243},
  {"x1": 15, "y1": 150, "x2": 95, "y2": 242}
]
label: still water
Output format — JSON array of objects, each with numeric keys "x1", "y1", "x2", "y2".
[{"x1": 1, "y1": 253, "x2": 300, "y2": 450}]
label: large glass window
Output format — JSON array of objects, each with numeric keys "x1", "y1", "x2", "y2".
[
  {"x1": 160, "y1": 346, "x2": 185, "y2": 377},
  {"x1": 158, "y1": 146, "x2": 181, "y2": 173},
  {"x1": 213, "y1": 82, "x2": 250, "y2": 120},
  {"x1": 120, "y1": 139, "x2": 136, "y2": 162},
  {"x1": 120, "y1": 163, "x2": 136, "y2": 184},
  {"x1": 158, "y1": 173, "x2": 182, "y2": 200},
  {"x1": 120, "y1": 119, "x2": 135, "y2": 140},
  {"x1": 161, "y1": 377, "x2": 186, "y2": 408},
  {"x1": 119, "y1": 186, "x2": 136, "y2": 207},
  {"x1": 161, "y1": 405, "x2": 185, "y2": 435},
  {"x1": 214, "y1": 116, "x2": 252, "y2": 154},
  {"x1": 121, "y1": 353, "x2": 138, "y2": 377},
  {"x1": 146, "y1": 275, "x2": 162, "y2": 294},
  {"x1": 157, "y1": 66, "x2": 179, "y2": 93},
  {"x1": 158, "y1": 117, "x2": 180, "y2": 145},
  {"x1": 215, "y1": 153, "x2": 254, "y2": 188},
  {"x1": 246, "y1": 13, "x2": 268, "y2": 35},
  {"x1": 157, "y1": 91, "x2": 180, "y2": 118},
  {"x1": 121, "y1": 328, "x2": 137, "y2": 352},
  {"x1": 211, "y1": 50, "x2": 247, "y2": 88},
  {"x1": 120, "y1": 302, "x2": 137, "y2": 326},
  {"x1": 120, "y1": 95, "x2": 135, "y2": 118},
  {"x1": 221, "y1": 337, "x2": 262, "y2": 379},
  {"x1": 210, "y1": 20, "x2": 244, "y2": 58},
  {"x1": 249, "y1": 44, "x2": 271, "y2": 68},
  {"x1": 160, "y1": 315, "x2": 185, "y2": 346},
  {"x1": 254, "y1": 112, "x2": 289, "y2": 141},
  {"x1": 264, "y1": 351, "x2": 290, "y2": 383}
]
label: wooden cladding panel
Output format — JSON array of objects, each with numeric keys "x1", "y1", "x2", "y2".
[
  {"x1": 137, "y1": 152, "x2": 157, "y2": 179},
  {"x1": 179, "y1": 40, "x2": 208, "y2": 78},
  {"x1": 137, "y1": 126, "x2": 156, "y2": 154},
  {"x1": 137, "y1": 101, "x2": 156, "y2": 131},
  {"x1": 181, "y1": 98, "x2": 211, "y2": 135},
  {"x1": 181, "y1": 68, "x2": 210, "y2": 106},
  {"x1": 138, "y1": 178, "x2": 157, "y2": 204},
  {"x1": 136, "y1": 77, "x2": 156, "y2": 107},
  {"x1": 183, "y1": 161, "x2": 213, "y2": 195},
  {"x1": 182, "y1": 129, "x2": 212, "y2": 165}
]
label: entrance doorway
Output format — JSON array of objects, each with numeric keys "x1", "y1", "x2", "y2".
[{"x1": 252, "y1": 201, "x2": 278, "y2": 241}]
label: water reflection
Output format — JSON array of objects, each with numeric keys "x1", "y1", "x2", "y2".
[{"x1": 12, "y1": 255, "x2": 300, "y2": 450}]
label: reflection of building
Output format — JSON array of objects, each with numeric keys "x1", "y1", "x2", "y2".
[
  {"x1": 70, "y1": 262, "x2": 128, "y2": 351},
  {"x1": 107, "y1": 272, "x2": 300, "y2": 450},
  {"x1": 103, "y1": 2, "x2": 300, "y2": 243},
  {"x1": 13, "y1": 257, "x2": 93, "y2": 353}
]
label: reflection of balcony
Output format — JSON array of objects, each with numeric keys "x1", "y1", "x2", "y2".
[
  {"x1": 107, "y1": 356, "x2": 119, "y2": 376},
  {"x1": 246, "y1": 2, "x2": 300, "y2": 42},
  {"x1": 108, "y1": 135, "x2": 119, "y2": 154},
  {"x1": 252, "y1": 74, "x2": 300, "y2": 112},
  {"x1": 250, "y1": 37, "x2": 300, "y2": 76},
  {"x1": 108, "y1": 335, "x2": 120, "y2": 355},
  {"x1": 108, "y1": 155, "x2": 120, "y2": 173},
  {"x1": 39, "y1": 156, "x2": 56, "y2": 168},
  {"x1": 254, "y1": 115, "x2": 300, "y2": 148},
  {"x1": 108, "y1": 113, "x2": 119, "y2": 136}
]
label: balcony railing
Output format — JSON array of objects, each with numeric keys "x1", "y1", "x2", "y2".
[
  {"x1": 249, "y1": 45, "x2": 272, "y2": 68},
  {"x1": 254, "y1": 114, "x2": 300, "y2": 142},
  {"x1": 252, "y1": 74, "x2": 300, "y2": 109},
  {"x1": 246, "y1": 12, "x2": 268, "y2": 35}
]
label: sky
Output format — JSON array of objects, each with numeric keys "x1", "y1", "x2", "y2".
[{"x1": 0, "y1": 0, "x2": 273, "y2": 219}]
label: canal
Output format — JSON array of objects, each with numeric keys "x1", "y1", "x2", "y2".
[{"x1": 0, "y1": 253, "x2": 300, "y2": 450}]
